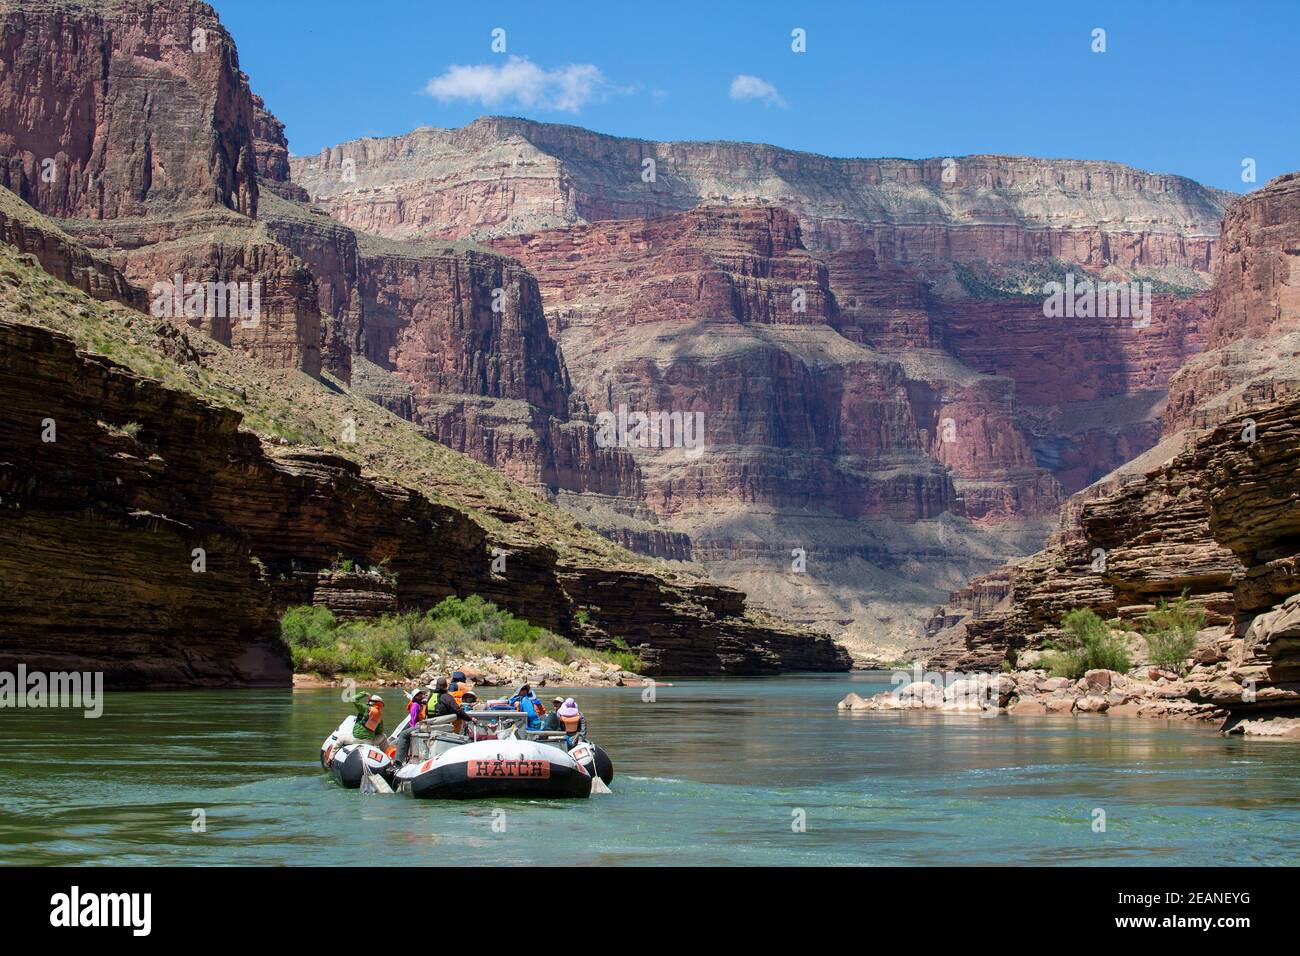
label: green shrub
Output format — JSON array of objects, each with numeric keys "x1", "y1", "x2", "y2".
[
  {"x1": 1038, "y1": 607, "x2": 1132, "y2": 679},
  {"x1": 280, "y1": 604, "x2": 337, "y2": 648},
  {"x1": 281, "y1": 595, "x2": 641, "y2": 678},
  {"x1": 1141, "y1": 593, "x2": 1204, "y2": 675}
]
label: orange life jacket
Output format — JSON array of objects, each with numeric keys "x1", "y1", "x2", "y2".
[
  {"x1": 363, "y1": 702, "x2": 383, "y2": 732},
  {"x1": 561, "y1": 713, "x2": 582, "y2": 735}
]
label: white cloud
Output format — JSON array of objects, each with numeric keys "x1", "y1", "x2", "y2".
[
  {"x1": 424, "y1": 56, "x2": 607, "y2": 113},
  {"x1": 729, "y1": 74, "x2": 787, "y2": 109}
]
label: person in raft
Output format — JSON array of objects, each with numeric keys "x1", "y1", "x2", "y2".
[
  {"x1": 430, "y1": 676, "x2": 475, "y2": 734},
  {"x1": 392, "y1": 689, "x2": 429, "y2": 766},
  {"x1": 557, "y1": 698, "x2": 587, "y2": 748},
  {"x1": 543, "y1": 696, "x2": 566, "y2": 732},
  {"x1": 507, "y1": 683, "x2": 548, "y2": 731},
  {"x1": 449, "y1": 671, "x2": 472, "y2": 706},
  {"x1": 348, "y1": 692, "x2": 389, "y2": 749}
]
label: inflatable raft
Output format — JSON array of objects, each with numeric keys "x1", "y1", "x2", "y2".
[
  {"x1": 393, "y1": 738, "x2": 595, "y2": 799},
  {"x1": 321, "y1": 709, "x2": 613, "y2": 798},
  {"x1": 320, "y1": 716, "x2": 396, "y2": 789},
  {"x1": 530, "y1": 735, "x2": 614, "y2": 787}
]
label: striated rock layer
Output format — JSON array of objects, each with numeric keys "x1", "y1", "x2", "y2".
[
  {"x1": 1, "y1": 0, "x2": 323, "y2": 377},
  {"x1": 288, "y1": 116, "x2": 1231, "y2": 656},
  {"x1": 0, "y1": 0, "x2": 259, "y2": 220},
  {"x1": 926, "y1": 174, "x2": 1300, "y2": 722},
  {"x1": 291, "y1": 117, "x2": 1228, "y2": 279},
  {"x1": 0, "y1": 240, "x2": 849, "y2": 684}
]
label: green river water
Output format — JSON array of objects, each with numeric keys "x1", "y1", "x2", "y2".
[{"x1": 2, "y1": 673, "x2": 1298, "y2": 866}]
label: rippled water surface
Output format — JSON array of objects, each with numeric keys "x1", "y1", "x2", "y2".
[{"x1": 2, "y1": 673, "x2": 1297, "y2": 865}]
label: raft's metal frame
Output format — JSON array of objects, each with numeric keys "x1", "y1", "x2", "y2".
[{"x1": 404, "y1": 711, "x2": 575, "y2": 760}]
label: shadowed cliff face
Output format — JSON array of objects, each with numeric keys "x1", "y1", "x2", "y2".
[
  {"x1": 923, "y1": 174, "x2": 1300, "y2": 719},
  {"x1": 284, "y1": 117, "x2": 1231, "y2": 657}
]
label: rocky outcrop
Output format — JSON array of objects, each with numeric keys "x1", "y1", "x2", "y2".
[
  {"x1": 257, "y1": 192, "x2": 644, "y2": 497},
  {"x1": 0, "y1": 0, "x2": 258, "y2": 220},
  {"x1": 251, "y1": 93, "x2": 309, "y2": 202},
  {"x1": 0, "y1": 185, "x2": 143, "y2": 308},
  {"x1": 1163, "y1": 174, "x2": 1300, "y2": 437},
  {"x1": 924, "y1": 368, "x2": 1300, "y2": 728},
  {"x1": 0, "y1": 317, "x2": 286, "y2": 686},
  {"x1": 929, "y1": 173, "x2": 1300, "y2": 684},
  {"x1": 64, "y1": 210, "x2": 323, "y2": 376},
  {"x1": 1206, "y1": 173, "x2": 1300, "y2": 347},
  {"x1": 838, "y1": 668, "x2": 1225, "y2": 723},
  {"x1": 0, "y1": 0, "x2": 326, "y2": 378}
]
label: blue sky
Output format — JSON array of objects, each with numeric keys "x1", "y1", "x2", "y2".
[{"x1": 220, "y1": 0, "x2": 1298, "y2": 193}]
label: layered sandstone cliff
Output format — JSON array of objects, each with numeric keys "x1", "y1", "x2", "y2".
[
  {"x1": 0, "y1": 0, "x2": 322, "y2": 376},
  {"x1": 0, "y1": 0, "x2": 258, "y2": 219},
  {"x1": 291, "y1": 117, "x2": 1227, "y2": 280},
  {"x1": 290, "y1": 117, "x2": 1229, "y2": 657},
  {"x1": 924, "y1": 174, "x2": 1300, "y2": 725},
  {"x1": 256, "y1": 191, "x2": 648, "y2": 502}
]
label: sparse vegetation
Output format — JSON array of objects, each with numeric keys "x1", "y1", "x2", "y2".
[
  {"x1": 282, "y1": 595, "x2": 641, "y2": 679},
  {"x1": 1038, "y1": 608, "x2": 1133, "y2": 679},
  {"x1": 1140, "y1": 593, "x2": 1204, "y2": 675}
]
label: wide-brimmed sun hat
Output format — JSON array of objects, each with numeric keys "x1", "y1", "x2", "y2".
[{"x1": 558, "y1": 698, "x2": 579, "y2": 717}]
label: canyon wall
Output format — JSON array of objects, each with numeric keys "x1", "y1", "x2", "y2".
[
  {"x1": 0, "y1": 0, "x2": 322, "y2": 376},
  {"x1": 1, "y1": 0, "x2": 1245, "y2": 663},
  {"x1": 923, "y1": 174, "x2": 1300, "y2": 723},
  {"x1": 290, "y1": 118, "x2": 1227, "y2": 278},
  {"x1": 287, "y1": 116, "x2": 1231, "y2": 656},
  {"x1": 0, "y1": 0, "x2": 257, "y2": 219},
  {"x1": 0, "y1": 242, "x2": 850, "y2": 683},
  {"x1": 0, "y1": 0, "x2": 851, "y2": 681}
]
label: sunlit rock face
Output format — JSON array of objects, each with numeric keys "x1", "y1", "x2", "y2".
[{"x1": 286, "y1": 117, "x2": 1232, "y2": 658}]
